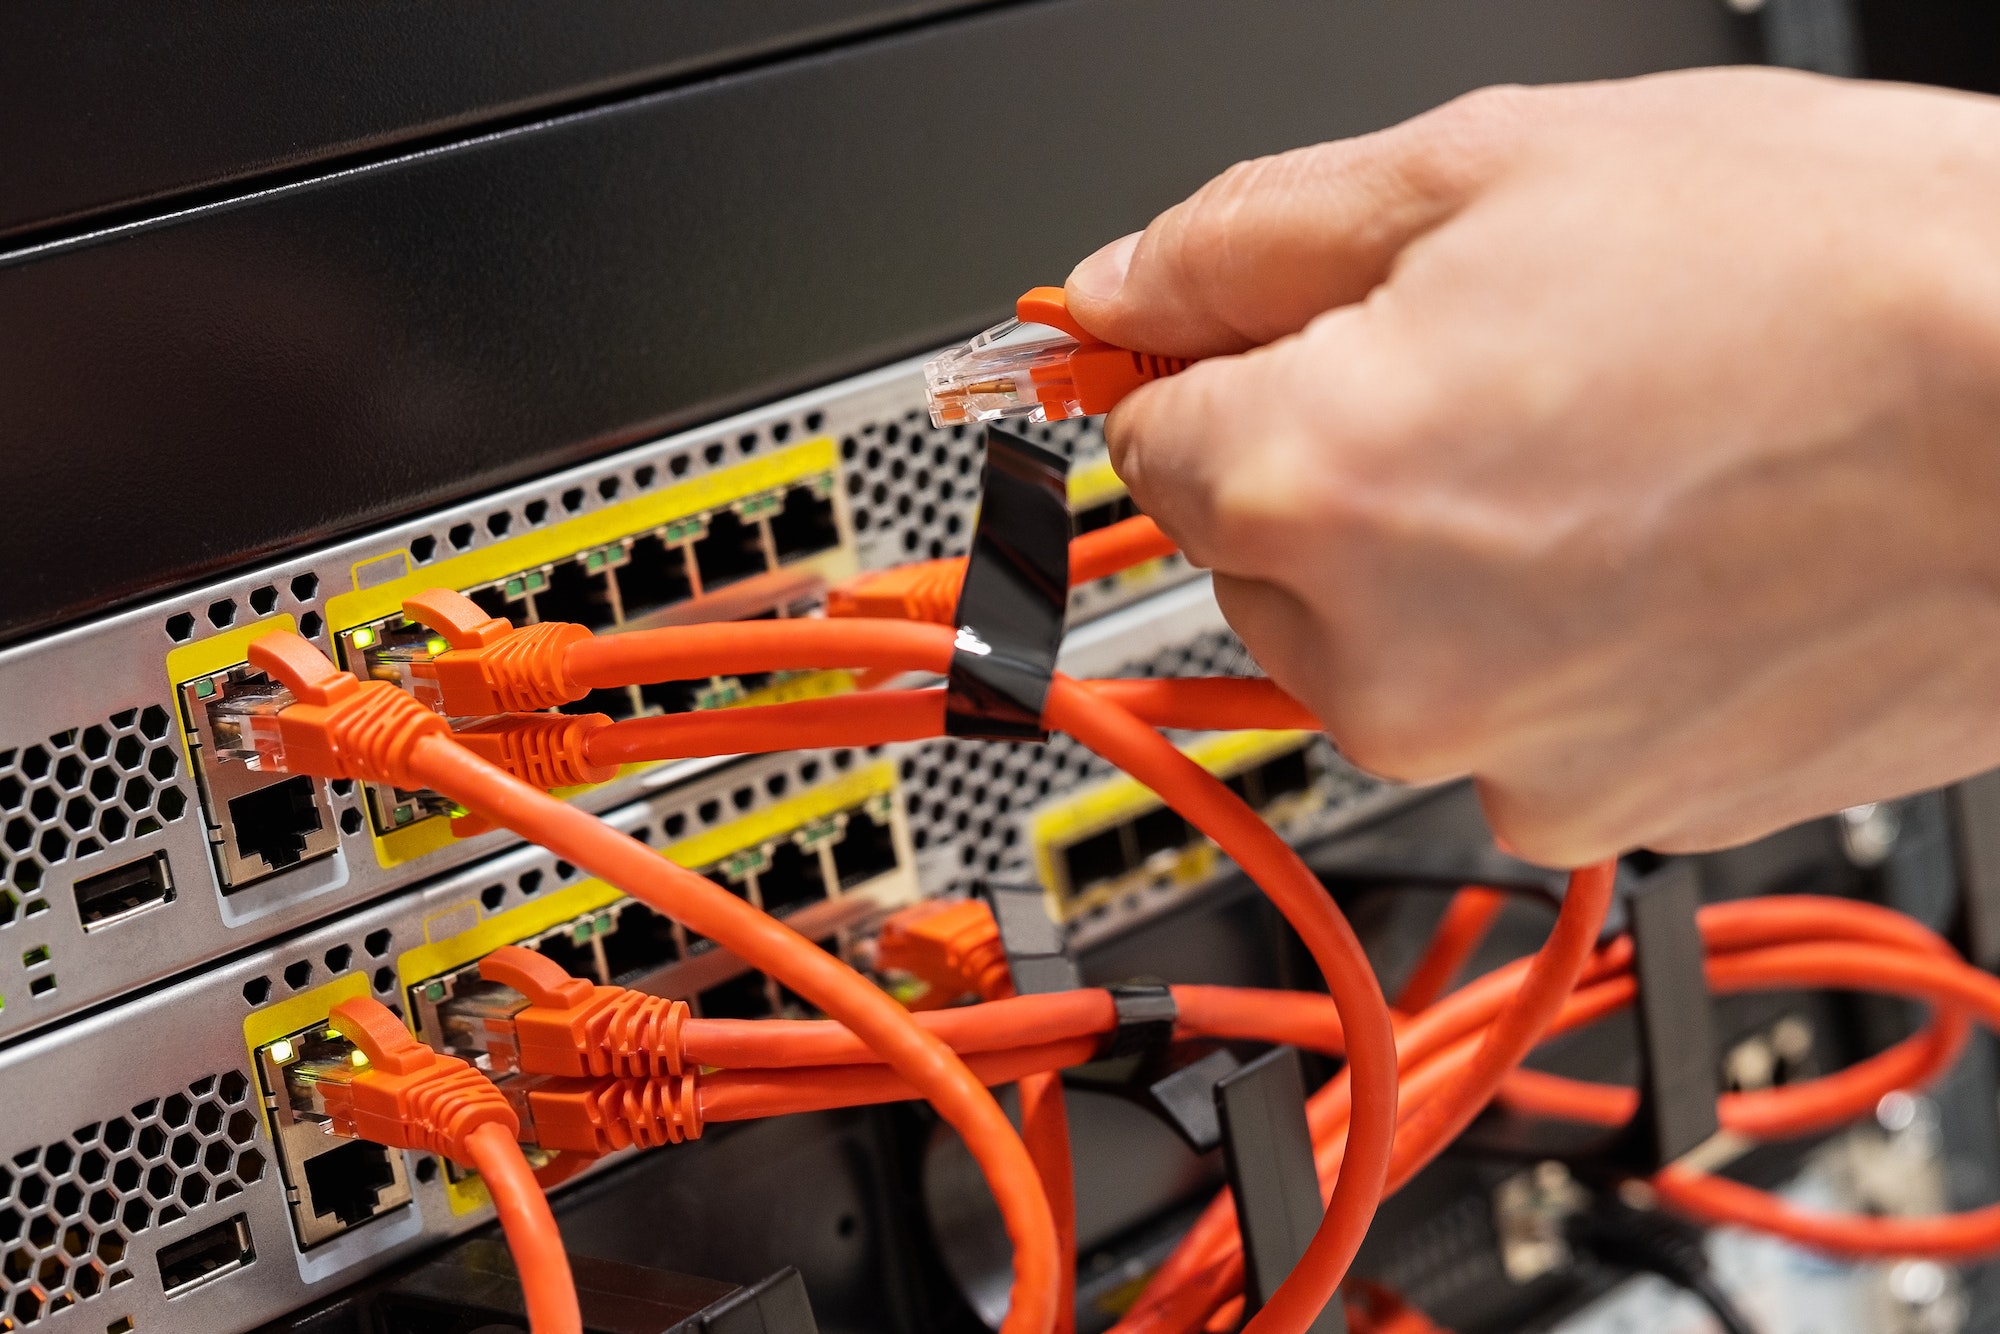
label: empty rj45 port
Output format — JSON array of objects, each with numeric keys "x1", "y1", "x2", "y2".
[{"x1": 180, "y1": 665, "x2": 339, "y2": 893}]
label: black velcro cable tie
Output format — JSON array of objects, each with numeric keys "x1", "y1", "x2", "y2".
[
  {"x1": 1105, "y1": 981, "x2": 1178, "y2": 1060},
  {"x1": 983, "y1": 882, "x2": 1082, "y2": 996},
  {"x1": 944, "y1": 425, "x2": 1071, "y2": 742},
  {"x1": 1620, "y1": 859, "x2": 1722, "y2": 1170}
]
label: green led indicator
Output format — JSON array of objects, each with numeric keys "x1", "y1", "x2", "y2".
[
  {"x1": 586, "y1": 551, "x2": 604, "y2": 570},
  {"x1": 526, "y1": 571, "x2": 548, "y2": 592},
  {"x1": 194, "y1": 678, "x2": 217, "y2": 700},
  {"x1": 423, "y1": 981, "x2": 447, "y2": 1003},
  {"x1": 393, "y1": 805, "x2": 414, "y2": 826},
  {"x1": 350, "y1": 627, "x2": 378, "y2": 650},
  {"x1": 504, "y1": 578, "x2": 525, "y2": 599},
  {"x1": 426, "y1": 637, "x2": 449, "y2": 656}
]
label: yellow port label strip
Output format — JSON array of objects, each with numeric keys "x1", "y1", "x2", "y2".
[
  {"x1": 324, "y1": 436, "x2": 841, "y2": 633},
  {"x1": 1067, "y1": 453, "x2": 1128, "y2": 512},
  {"x1": 1029, "y1": 729, "x2": 1311, "y2": 891}
]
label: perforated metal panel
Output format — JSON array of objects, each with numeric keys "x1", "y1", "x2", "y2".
[
  {"x1": 0, "y1": 1072, "x2": 263, "y2": 1327},
  {"x1": 0, "y1": 708, "x2": 188, "y2": 919}
]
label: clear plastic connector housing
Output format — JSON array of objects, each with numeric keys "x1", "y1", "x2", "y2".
[
  {"x1": 207, "y1": 681, "x2": 294, "y2": 773},
  {"x1": 925, "y1": 316, "x2": 1084, "y2": 428}
]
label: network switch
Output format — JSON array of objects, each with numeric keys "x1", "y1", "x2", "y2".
[{"x1": 0, "y1": 357, "x2": 1193, "y2": 1049}]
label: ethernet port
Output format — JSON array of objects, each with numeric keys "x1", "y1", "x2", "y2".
[
  {"x1": 1253, "y1": 750, "x2": 1313, "y2": 807},
  {"x1": 832, "y1": 809, "x2": 898, "y2": 889},
  {"x1": 468, "y1": 583, "x2": 529, "y2": 624},
  {"x1": 533, "y1": 926, "x2": 598, "y2": 983},
  {"x1": 560, "y1": 686, "x2": 637, "y2": 722},
  {"x1": 1071, "y1": 494, "x2": 1139, "y2": 537},
  {"x1": 617, "y1": 534, "x2": 694, "y2": 621},
  {"x1": 641, "y1": 679, "x2": 702, "y2": 716},
  {"x1": 537, "y1": 560, "x2": 617, "y2": 631},
  {"x1": 699, "y1": 970, "x2": 774, "y2": 1019},
  {"x1": 600, "y1": 901, "x2": 680, "y2": 983},
  {"x1": 302, "y1": 1140, "x2": 401, "y2": 1230},
  {"x1": 229, "y1": 777, "x2": 326, "y2": 871},
  {"x1": 1132, "y1": 806, "x2": 1189, "y2": 861},
  {"x1": 768, "y1": 484, "x2": 841, "y2": 561},
  {"x1": 181, "y1": 665, "x2": 339, "y2": 892},
  {"x1": 757, "y1": 840, "x2": 828, "y2": 916},
  {"x1": 1060, "y1": 827, "x2": 1129, "y2": 898},
  {"x1": 692, "y1": 508, "x2": 768, "y2": 590}
]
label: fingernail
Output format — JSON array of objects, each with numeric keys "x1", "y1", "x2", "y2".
[{"x1": 1069, "y1": 232, "x2": 1139, "y2": 302}]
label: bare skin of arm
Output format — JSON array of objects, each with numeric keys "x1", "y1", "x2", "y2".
[{"x1": 1065, "y1": 67, "x2": 2000, "y2": 866}]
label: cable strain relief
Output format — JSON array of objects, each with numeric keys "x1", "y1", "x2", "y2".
[
  {"x1": 589, "y1": 992, "x2": 689, "y2": 1079},
  {"x1": 329, "y1": 685, "x2": 456, "y2": 791},
  {"x1": 482, "y1": 621, "x2": 593, "y2": 711},
  {"x1": 596, "y1": 1076, "x2": 702, "y2": 1148}
]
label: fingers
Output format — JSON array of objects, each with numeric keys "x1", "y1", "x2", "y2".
[
  {"x1": 1064, "y1": 84, "x2": 1545, "y2": 358},
  {"x1": 1105, "y1": 296, "x2": 1430, "y2": 580}
]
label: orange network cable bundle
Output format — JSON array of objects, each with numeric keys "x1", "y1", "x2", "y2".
[{"x1": 188, "y1": 294, "x2": 2000, "y2": 1334}]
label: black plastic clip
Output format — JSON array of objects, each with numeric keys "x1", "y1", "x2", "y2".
[
  {"x1": 1616, "y1": 859, "x2": 1721, "y2": 1170},
  {"x1": 1105, "y1": 981, "x2": 1178, "y2": 1061},
  {"x1": 944, "y1": 426, "x2": 1071, "y2": 742},
  {"x1": 1215, "y1": 1047, "x2": 1347, "y2": 1334},
  {"x1": 983, "y1": 882, "x2": 1081, "y2": 996},
  {"x1": 1460, "y1": 859, "x2": 1722, "y2": 1170}
]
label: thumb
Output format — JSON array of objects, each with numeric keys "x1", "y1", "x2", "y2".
[{"x1": 1064, "y1": 84, "x2": 1546, "y2": 359}]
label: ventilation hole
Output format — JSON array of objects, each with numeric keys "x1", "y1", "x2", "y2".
[
  {"x1": 703, "y1": 443, "x2": 725, "y2": 466},
  {"x1": 806, "y1": 411, "x2": 825, "y2": 432},
  {"x1": 480, "y1": 885, "x2": 504, "y2": 911},
  {"x1": 300, "y1": 611, "x2": 324, "y2": 639},
  {"x1": 164, "y1": 613, "x2": 196, "y2": 642},
  {"x1": 662, "y1": 813, "x2": 687, "y2": 840},
  {"x1": 415, "y1": 1158, "x2": 439, "y2": 1185},
  {"x1": 364, "y1": 930, "x2": 392, "y2": 957},
  {"x1": 282, "y1": 960, "x2": 312, "y2": 990},
  {"x1": 340, "y1": 808, "x2": 363, "y2": 836},
  {"x1": 290, "y1": 573, "x2": 319, "y2": 602},
  {"x1": 487, "y1": 511, "x2": 512, "y2": 537},
  {"x1": 373, "y1": 967, "x2": 395, "y2": 994},
  {"x1": 448, "y1": 522, "x2": 475, "y2": 551},
  {"x1": 410, "y1": 535, "x2": 438, "y2": 563},
  {"x1": 634, "y1": 465, "x2": 656, "y2": 489},
  {"x1": 206, "y1": 600, "x2": 235, "y2": 630},
  {"x1": 517, "y1": 870, "x2": 543, "y2": 896},
  {"x1": 137, "y1": 708, "x2": 169, "y2": 742},
  {"x1": 770, "y1": 423, "x2": 791, "y2": 443},
  {"x1": 248, "y1": 586, "x2": 278, "y2": 617},
  {"x1": 324, "y1": 945, "x2": 352, "y2": 973},
  {"x1": 524, "y1": 499, "x2": 549, "y2": 525},
  {"x1": 598, "y1": 477, "x2": 620, "y2": 500},
  {"x1": 554, "y1": 860, "x2": 576, "y2": 881},
  {"x1": 562, "y1": 487, "x2": 586, "y2": 513},
  {"x1": 669, "y1": 455, "x2": 690, "y2": 477}
]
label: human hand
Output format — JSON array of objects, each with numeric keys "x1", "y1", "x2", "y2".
[{"x1": 1068, "y1": 67, "x2": 2000, "y2": 865}]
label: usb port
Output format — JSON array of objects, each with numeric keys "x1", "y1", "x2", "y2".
[
  {"x1": 157, "y1": 1213, "x2": 255, "y2": 1297},
  {"x1": 73, "y1": 853, "x2": 175, "y2": 931}
]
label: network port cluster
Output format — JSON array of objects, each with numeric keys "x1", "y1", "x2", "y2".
[{"x1": 0, "y1": 353, "x2": 1416, "y2": 1334}]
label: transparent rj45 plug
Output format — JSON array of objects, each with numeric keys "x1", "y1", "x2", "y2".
[
  {"x1": 206, "y1": 681, "x2": 294, "y2": 773},
  {"x1": 925, "y1": 315, "x2": 1084, "y2": 428}
]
